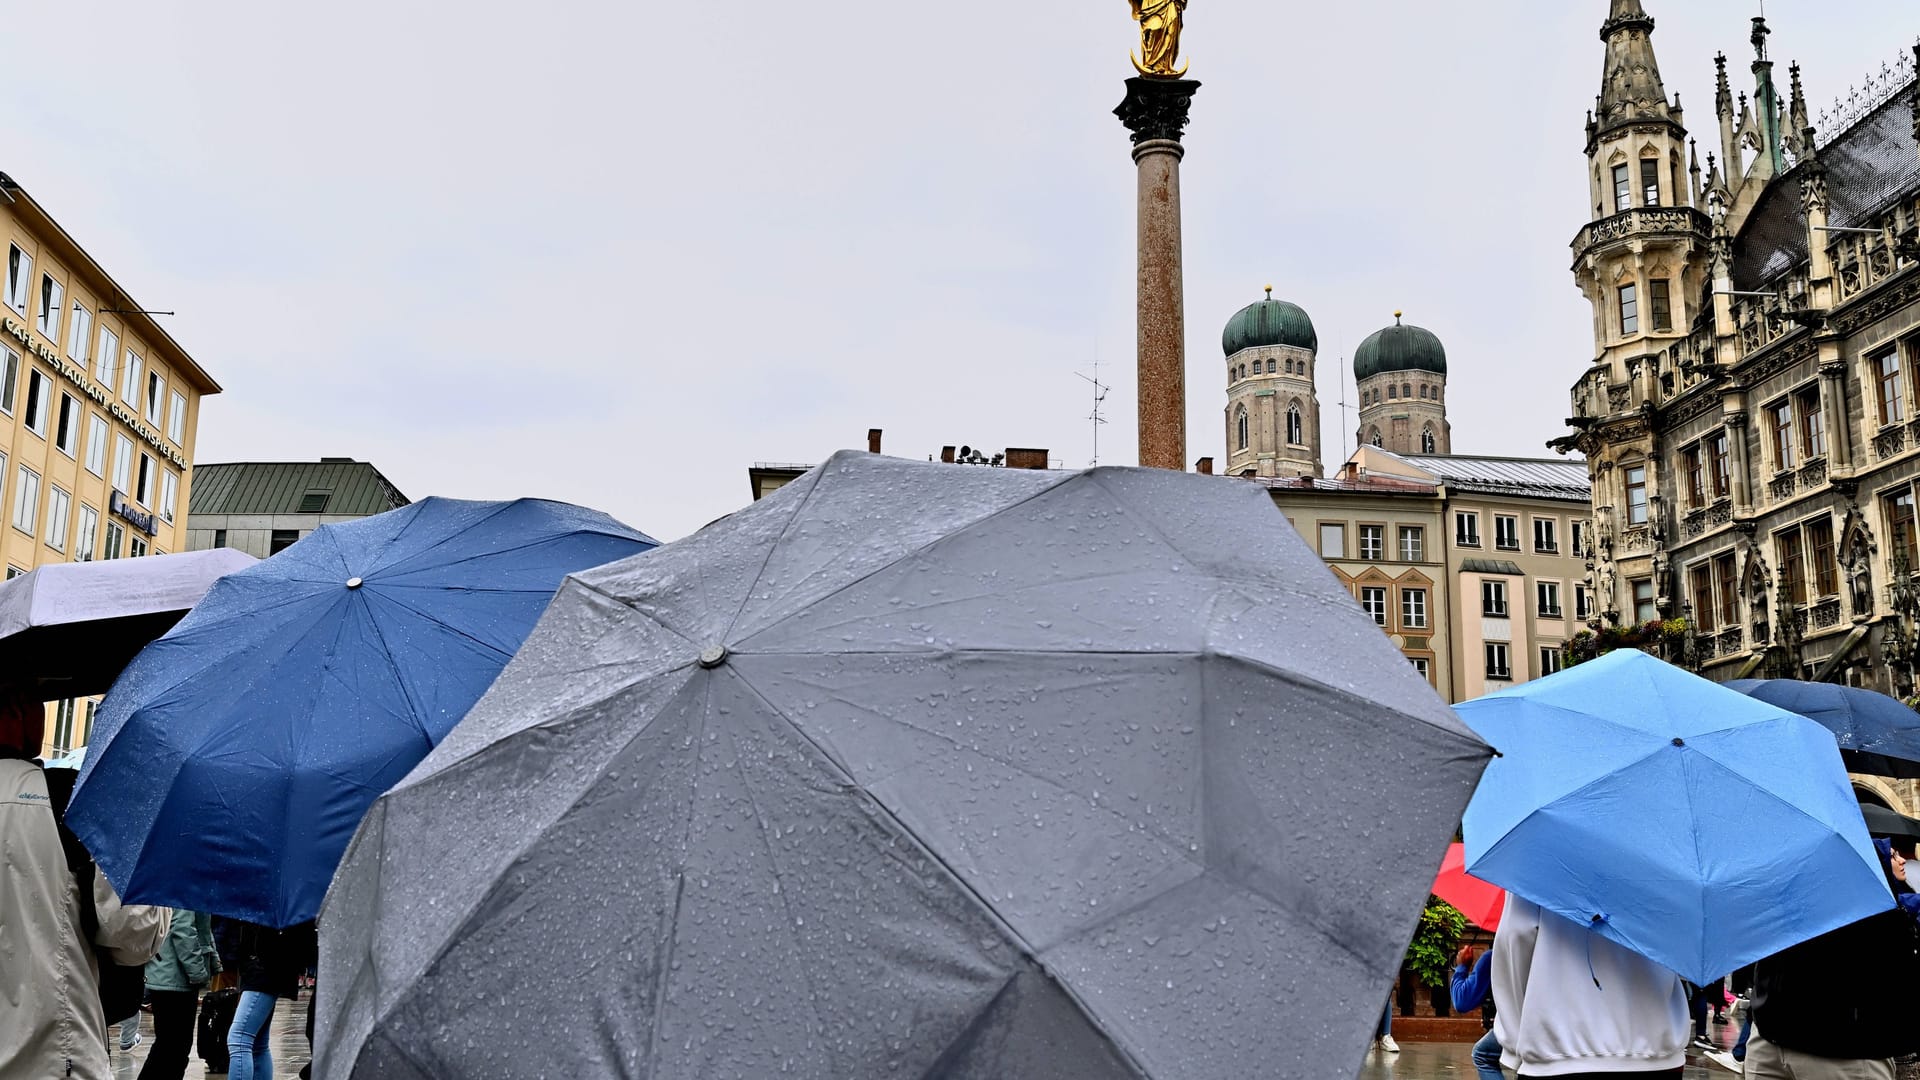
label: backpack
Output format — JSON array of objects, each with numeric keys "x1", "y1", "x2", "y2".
[
  {"x1": 39, "y1": 765, "x2": 151, "y2": 1023},
  {"x1": 197, "y1": 987, "x2": 241, "y2": 1072}
]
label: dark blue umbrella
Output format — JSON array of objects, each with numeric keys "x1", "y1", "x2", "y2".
[
  {"x1": 1728, "y1": 679, "x2": 1920, "y2": 779},
  {"x1": 68, "y1": 497, "x2": 655, "y2": 927},
  {"x1": 1460, "y1": 650, "x2": 1893, "y2": 985}
]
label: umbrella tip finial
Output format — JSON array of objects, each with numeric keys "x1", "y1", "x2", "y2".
[
  {"x1": 346, "y1": 577, "x2": 363, "y2": 589},
  {"x1": 698, "y1": 645, "x2": 728, "y2": 669}
]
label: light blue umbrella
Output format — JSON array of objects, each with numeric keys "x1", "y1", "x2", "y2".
[{"x1": 1459, "y1": 649, "x2": 1893, "y2": 984}]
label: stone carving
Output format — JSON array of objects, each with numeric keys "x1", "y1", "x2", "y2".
[
  {"x1": 1841, "y1": 509, "x2": 1878, "y2": 620},
  {"x1": 1875, "y1": 426, "x2": 1907, "y2": 459},
  {"x1": 1770, "y1": 474, "x2": 1797, "y2": 501},
  {"x1": 1799, "y1": 458, "x2": 1827, "y2": 488},
  {"x1": 1811, "y1": 596, "x2": 1842, "y2": 630},
  {"x1": 1114, "y1": 76, "x2": 1200, "y2": 145}
]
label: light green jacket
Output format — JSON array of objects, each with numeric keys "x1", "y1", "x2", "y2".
[{"x1": 144, "y1": 909, "x2": 216, "y2": 992}]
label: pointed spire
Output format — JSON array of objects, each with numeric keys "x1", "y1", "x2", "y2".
[
  {"x1": 1595, "y1": 0, "x2": 1675, "y2": 141},
  {"x1": 1749, "y1": 17, "x2": 1786, "y2": 175},
  {"x1": 1784, "y1": 62, "x2": 1813, "y2": 157},
  {"x1": 1715, "y1": 53, "x2": 1732, "y2": 117}
]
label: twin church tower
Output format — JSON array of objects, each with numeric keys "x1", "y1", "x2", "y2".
[{"x1": 1221, "y1": 291, "x2": 1453, "y2": 479}]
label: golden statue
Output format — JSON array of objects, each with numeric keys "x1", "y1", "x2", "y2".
[{"x1": 1130, "y1": 0, "x2": 1189, "y2": 78}]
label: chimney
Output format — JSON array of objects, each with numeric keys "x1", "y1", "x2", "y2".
[
  {"x1": 1004, "y1": 448, "x2": 1050, "y2": 471},
  {"x1": 867, "y1": 428, "x2": 883, "y2": 454},
  {"x1": 1195, "y1": 457, "x2": 1213, "y2": 475},
  {"x1": 940, "y1": 445, "x2": 957, "y2": 464}
]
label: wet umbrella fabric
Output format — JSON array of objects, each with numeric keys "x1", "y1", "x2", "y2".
[
  {"x1": 68, "y1": 497, "x2": 656, "y2": 928},
  {"x1": 0, "y1": 548, "x2": 257, "y2": 701},
  {"x1": 1459, "y1": 650, "x2": 1893, "y2": 986},
  {"x1": 1861, "y1": 803, "x2": 1920, "y2": 841},
  {"x1": 1727, "y1": 679, "x2": 1920, "y2": 779},
  {"x1": 316, "y1": 452, "x2": 1493, "y2": 1080},
  {"x1": 1433, "y1": 842, "x2": 1504, "y2": 932}
]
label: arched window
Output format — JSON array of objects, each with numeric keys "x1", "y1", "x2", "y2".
[
  {"x1": 1236, "y1": 407, "x2": 1249, "y2": 451},
  {"x1": 1267, "y1": 359, "x2": 1277, "y2": 374},
  {"x1": 1422, "y1": 426, "x2": 1437, "y2": 454},
  {"x1": 1286, "y1": 403, "x2": 1303, "y2": 445},
  {"x1": 1418, "y1": 385, "x2": 1428, "y2": 399},
  {"x1": 1388, "y1": 385, "x2": 1397, "y2": 400},
  {"x1": 1369, "y1": 428, "x2": 1383, "y2": 448},
  {"x1": 1402, "y1": 383, "x2": 1412, "y2": 399}
]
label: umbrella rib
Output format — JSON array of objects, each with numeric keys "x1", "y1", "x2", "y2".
[
  {"x1": 358, "y1": 500, "x2": 519, "y2": 579},
  {"x1": 370, "y1": 528, "x2": 643, "y2": 584},
  {"x1": 566, "y1": 577, "x2": 706, "y2": 655}
]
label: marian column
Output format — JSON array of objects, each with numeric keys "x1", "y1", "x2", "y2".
[{"x1": 1116, "y1": 2, "x2": 1199, "y2": 471}]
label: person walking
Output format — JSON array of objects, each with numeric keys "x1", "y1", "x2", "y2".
[
  {"x1": 138, "y1": 909, "x2": 216, "y2": 1080},
  {"x1": 226, "y1": 920, "x2": 318, "y2": 1080},
  {"x1": 1490, "y1": 894, "x2": 1691, "y2": 1078},
  {"x1": 1452, "y1": 944, "x2": 1503, "y2": 1080}
]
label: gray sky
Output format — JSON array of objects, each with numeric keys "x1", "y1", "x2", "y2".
[{"x1": 7, "y1": 1, "x2": 1915, "y2": 539}]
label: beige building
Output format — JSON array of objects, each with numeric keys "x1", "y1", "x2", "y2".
[{"x1": 2, "y1": 170, "x2": 222, "y2": 757}]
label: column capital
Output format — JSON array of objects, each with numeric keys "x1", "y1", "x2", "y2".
[{"x1": 1115, "y1": 77, "x2": 1202, "y2": 147}]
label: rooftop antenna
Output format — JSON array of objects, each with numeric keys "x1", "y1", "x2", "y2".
[{"x1": 1077, "y1": 343, "x2": 1111, "y2": 466}]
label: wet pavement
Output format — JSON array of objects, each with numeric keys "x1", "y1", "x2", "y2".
[
  {"x1": 1355, "y1": 1013, "x2": 1742, "y2": 1079},
  {"x1": 108, "y1": 995, "x2": 312, "y2": 1079}
]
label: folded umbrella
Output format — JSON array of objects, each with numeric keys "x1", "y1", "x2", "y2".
[
  {"x1": 68, "y1": 497, "x2": 656, "y2": 927},
  {"x1": 1727, "y1": 679, "x2": 1920, "y2": 779},
  {"x1": 1460, "y1": 649, "x2": 1893, "y2": 985},
  {"x1": 315, "y1": 452, "x2": 1493, "y2": 1080},
  {"x1": 1433, "y1": 842, "x2": 1504, "y2": 931}
]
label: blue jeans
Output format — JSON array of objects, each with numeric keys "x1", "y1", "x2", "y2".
[
  {"x1": 1471, "y1": 1028, "x2": 1503, "y2": 1080},
  {"x1": 1378, "y1": 1004, "x2": 1392, "y2": 1038},
  {"x1": 1732, "y1": 1015, "x2": 1751, "y2": 1062},
  {"x1": 227, "y1": 991, "x2": 276, "y2": 1080}
]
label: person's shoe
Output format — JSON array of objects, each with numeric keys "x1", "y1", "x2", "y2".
[
  {"x1": 1379, "y1": 1035, "x2": 1400, "y2": 1054},
  {"x1": 120, "y1": 1033, "x2": 142, "y2": 1053},
  {"x1": 1703, "y1": 1049, "x2": 1742, "y2": 1072},
  {"x1": 1691, "y1": 1036, "x2": 1715, "y2": 1050}
]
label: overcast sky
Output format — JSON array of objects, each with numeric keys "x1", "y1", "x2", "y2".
[{"x1": 7, "y1": 2, "x2": 1915, "y2": 538}]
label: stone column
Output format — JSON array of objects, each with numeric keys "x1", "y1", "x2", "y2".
[
  {"x1": 1116, "y1": 77, "x2": 1200, "y2": 471},
  {"x1": 1725, "y1": 412, "x2": 1754, "y2": 512}
]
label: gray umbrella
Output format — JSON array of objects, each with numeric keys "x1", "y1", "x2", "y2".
[{"x1": 316, "y1": 452, "x2": 1490, "y2": 1079}]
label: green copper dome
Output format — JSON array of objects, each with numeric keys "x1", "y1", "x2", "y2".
[
  {"x1": 1354, "y1": 318, "x2": 1447, "y2": 380},
  {"x1": 1222, "y1": 292, "x2": 1318, "y2": 357}
]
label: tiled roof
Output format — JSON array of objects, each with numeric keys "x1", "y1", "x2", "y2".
[
  {"x1": 187, "y1": 460, "x2": 410, "y2": 517},
  {"x1": 1733, "y1": 75, "x2": 1920, "y2": 290},
  {"x1": 1393, "y1": 453, "x2": 1593, "y2": 500}
]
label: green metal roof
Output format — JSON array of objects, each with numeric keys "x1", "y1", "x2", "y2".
[
  {"x1": 1222, "y1": 296, "x2": 1318, "y2": 356},
  {"x1": 187, "y1": 460, "x2": 410, "y2": 517},
  {"x1": 1354, "y1": 320, "x2": 1447, "y2": 380}
]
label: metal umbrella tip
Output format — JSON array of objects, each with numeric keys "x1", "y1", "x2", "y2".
[
  {"x1": 346, "y1": 577, "x2": 364, "y2": 589},
  {"x1": 698, "y1": 645, "x2": 728, "y2": 669}
]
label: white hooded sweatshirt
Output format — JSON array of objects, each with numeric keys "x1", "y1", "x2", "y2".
[{"x1": 1491, "y1": 894, "x2": 1690, "y2": 1076}]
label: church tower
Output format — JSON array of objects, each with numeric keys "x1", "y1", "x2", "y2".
[
  {"x1": 1566, "y1": 0, "x2": 1712, "y2": 624},
  {"x1": 1355, "y1": 315, "x2": 1451, "y2": 455},
  {"x1": 1222, "y1": 288, "x2": 1322, "y2": 478}
]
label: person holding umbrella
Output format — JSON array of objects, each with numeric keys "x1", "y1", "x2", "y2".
[{"x1": 1452, "y1": 944, "x2": 1503, "y2": 1080}]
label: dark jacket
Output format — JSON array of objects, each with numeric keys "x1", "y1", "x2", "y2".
[
  {"x1": 235, "y1": 920, "x2": 317, "y2": 999},
  {"x1": 1751, "y1": 848, "x2": 1920, "y2": 1060}
]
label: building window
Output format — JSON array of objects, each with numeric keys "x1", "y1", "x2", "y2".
[
  {"x1": 1236, "y1": 407, "x2": 1248, "y2": 451},
  {"x1": 1612, "y1": 163, "x2": 1631, "y2": 212},
  {"x1": 1888, "y1": 490, "x2": 1920, "y2": 572},
  {"x1": 1482, "y1": 580, "x2": 1509, "y2": 617},
  {"x1": 1877, "y1": 346, "x2": 1906, "y2": 426},
  {"x1": 1486, "y1": 642, "x2": 1512, "y2": 680},
  {"x1": 1399, "y1": 526, "x2": 1424, "y2": 562},
  {"x1": 23, "y1": 370, "x2": 51, "y2": 436},
  {"x1": 145, "y1": 370, "x2": 164, "y2": 426},
  {"x1": 1710, "y1": 432, "x2": 1731, "y2": 499},
  {"x1": 1540, "y1": 646, "x2": 1566, "y2": 676},
  {"x1": 1640, "y1": 158, "x2": 1660, "y2": 206},
  {"x1": 1625, "y1": 465, "x2": 1649, "y2": 525},
  {"x1": 1421, "y1": 428, "x2": 1436, "y2": 454},
  {"x1": 1268, "y1": 359, "x2": 1278, "y2": 374},
  {"x1": 1795, "y1": 386, "x2": 1825, "y2": 460},
  {"x1": 12, "y1": 466, "x2": 39, "y2": 536},
  {"x1": 1318, "y1": 523, "x2": 1346, "y2": 559},
  {"x1": 1456, "y1": 512, "x2": 1481, "y2": 547},
  {"x1": 1690, "y1": 564, "x2": 1716, "y2": 632},
  {"x1": 1770, "y1": 399, "x2": 1796, "y2": 471},
  {"x1": 1361, "y1": 586, "x2": 1388, "y2": 626},
  {"x1": 160, "y1": 470, "x2": 178, "y2": 523},
  {"x1": 1777, "y1": 528, "x2": 1807, "y2": 607},
  {"x1": 1683, "y1": 444, "x2": 1705, "y2": 508},
  {"x1": 103, "y1": 521, "x2": 125, "y2": 560},
  {"x1": 65, "y1": 302, "x2": 91, "y2": 366},
  {"x1": 1533, "y1": 517, "x2": 1559, "y2": 554},
  {"x1": 84, "y1": 415, "x2": 107, "y2": 477},
  {"x1": 129, "y1": 536, "x2": 148, "y2": 558},
  {"x1": 4, "y1": 245, "x2": 31, "y2": 314},
  {"x1": 1537, "y1": 581, "x2": 1563, "y2": 618},
  {"x1": 1494, "y1": 515, "x2": 1519, "y2": 551},
  {"x1": 1370, "y1": 429, "x2": 1383, "y2": 448},
  {"x1": 213, "y1": 528, "x2": 228, "y2": 549},
  {"x1": 75, "y1": 504, "x2": 99, "y2": 562},
  {"x1": 167, "y1": 390, "x2": 187, "y2": 445},
  {"x1": 122, "y1": 351, "x2": 143, "y2": 406},
  {"x1": 1571, "y1": 519, "x2": 1587, "y2": 557},
  {"x1": 136, "y1": 453, "x2": 154, "y2": 507},
  {"x1": 1576, "y1": 583, "x2": 1594, "y2": 620},
  {"x1": 1286, "y1": 404, "x2": 1304, "y2": 446},
  {"x1": 1388, "y1": 384, "x2": 1397, "y2": 400},
  {"x1": 54, "y1": 393, "x2": 79, "y2": 457},
  {"x1": 1805, "y1": 517, "x2": 1839, "y2": 598},
  {"x1": 1402, "y1": 383, "x2": 1412, "y2": 400},
  {"x1": 269, "y1": 529, "x2": 300, "y2": 555},
  {"x1": 1410, "y1": 656, "x2": 1432, "y2": 683},
  {"x1": 1649, "y1": 278, "x2": 1672, "y2": 332},
  {"x1": 50, "y1": 699, "x2": 78, "y2": 756},
  {"x1": 111, "y1": 435, "x2": 133, "y2": 496},
  {"x1": 1632, "y1": 578, "x2": 1657, "y2": 622},
  {"x1": 1359, "y1": 525, "x2": 1384, "y2": 560},
  {"x1": 297, "y1": 491, "x2": 331, "y2": 514},
  {"x1": 0, "y1": 347, "x2": 15, "y2": 415},
  {"x1": 94, "y1": 326, "x2": 117, "y2": 386},
  {"x1": 1402, "y1": 588, "x2": 1429, "y2": 629},
  {"x1": 44, "y1": 486, "x2": 69, "y2": 552},
  {"x1": 1619, "y1": 283, "x2": 1640, "y2": 335},
  {"x1": 1715, "y1": 552, "x2": 1739, "y2": 630},
  {"x1": 36, "y1": 274, "x2": 63, "y2": 340}
]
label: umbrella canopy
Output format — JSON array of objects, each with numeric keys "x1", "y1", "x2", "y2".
[
  {"x1": 1727, "y1": 679, "x2": 1920, "y2": 779},
  {"x1": 1433, "y1": 842, "x2": 1504, "y2": 932},
  {"x1": 0, "y1": 548, "x2": 257, "y2": 701},
  {"x1": 68, "y1": 497, "x2": 656, "y2": 928},
  {"x1": 316, "y1": 452, "x2": 1492, "y2": 1080},
  {"x1": 1460, "y1": 650, "x2": 1893, "y2": 985},
  {"x1": 1861, "y1": 803, "x2": 1920, "y2": 841}
]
